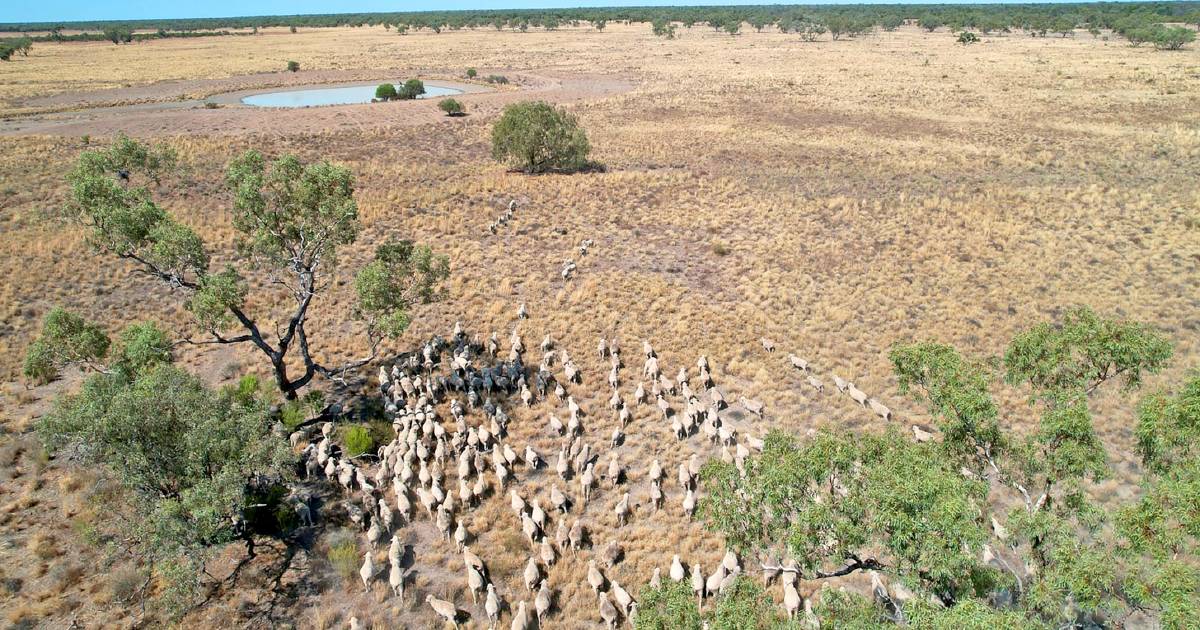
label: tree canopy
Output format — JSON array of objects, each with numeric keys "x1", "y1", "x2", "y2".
[
  {"x1": 47, "y1": 135, "x2": 449, "y2": 399},
  {"x1": 698, "y1": 307, "x2": 1191, "y2": 627}
]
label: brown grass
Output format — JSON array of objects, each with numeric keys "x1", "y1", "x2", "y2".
[{"x1": 0, "y1": 20, "x2": 1198, "y2": 629}]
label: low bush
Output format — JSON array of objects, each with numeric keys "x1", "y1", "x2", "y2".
[
  {"x1": 397, "y1": 78, "x2": 425, "y2": 100},
  {"x1": 325, "y1": 530, "x2": 359, "y2": 582},
  {"x1": 438, "y1": 98, "x2": 464, "y2": 116},
  {"x1": 466, "y1": 67, "x2": 477, "y2": 78},
  {"x1": 343, "y1": 425, "x2": 374, "y2": 457},
  {"x1": 484, "y1": 74, "x2": 510, "y2": 84},
  {"x1": 958, "y1": 31, "x2": 980, "y2": 45},
  {"x1": 286, "y1": 60, "x2": 299, "y2": 72}
]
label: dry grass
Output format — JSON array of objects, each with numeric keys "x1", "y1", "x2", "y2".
[{"x1": 1, "y1": 20, "x2": 1198, "y2": 629}]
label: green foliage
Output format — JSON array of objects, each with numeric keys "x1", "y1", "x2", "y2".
[
  {"x1": 353, "y1": 239, "x2": 449, "y2": 339},
  {"x1": 1150, "y1": 26, "x2": 1196, "y2": 50},
  {"x1": 1004, "y1": 306, "x2": 1172, "y2": 396},
  {"x1": 286, "y1": 60, "x2": 299, "y2": 72},
  {"x1": 185, "y1": 266, "x2": 247, "y2": 331},
  {"x1": 920, "y1": 15, "x2": 943, "y2": 32},
  {"x1": 23, "y1": 307, "x2": 111, "y2": 383},
  {"x1": 438, "y1": 98, "x2": 464, "y2": 115},
  {"x1": 397, "y1": 78, "x2": 425, "y2": 100},
  {"x1": 466, "y1": 67, "x2": 477, "y2": 78},
  {"x1": 112, "y1": 321, "x2": 173, "y2": 377},
  {"x1": 705, "y1": 308, "x2": 1183, "y2": 627},
  {"x1": 484, "y1": 74, "x2": 510, "y2": 84},
  {"x1": 36, "y1": 363, "x2": 291, "y2": 617},
  {"x1": 889, "y1": 342, "x2": 1002, "y2": 473},
  {"x1": 958, "y1": 31, "x2": 980, "y2": 44},
  {"x1": 225, "y1": 150, "x2": 359, "y2": 267},
  {"x1": 325, "y1": 529, "x2": 360, "y2": 582},
  {"x1": 652, "y1": 19, "x2": 677, "y2": 39},
  {"x1": 702, "y1": 429, "x2": 991, "y2": 600},
  {"x1": 342, "y1": 425, "x2": 374, "y2": 457},
  {"x1": 491, "y1": 101, "x2": 591, "y2": 173},
  {"x1": 707, "y1": 576, "x2": 781, "y2": 629},
  {"x1": 0, "y1": 37, "x2": 32, "y2": 61},
  {"x1": 633, "y1": 578, "x2": 702, "y2": 630},
  {"x1": 374, "y1": 82, "x2": 398, "y2": 100}
]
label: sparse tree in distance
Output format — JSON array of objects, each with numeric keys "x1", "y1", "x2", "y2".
[
  {"x1": 374, "y1": 82, "x2": 398, "y2": 100},
  {"x1": 466, "y1": 67, "x2": 477, "y2": 78},
  {"x1": 652, "y1": 18, "x2": 677, "y2": 39},
  {"x1": 397, "y1": 78, "x2": 425, "y2": 99},
  {"x1": 286, "y1": 60, "x2": 299, "y2": 72},
  {"x1": 491, "y1": 101, "x2": 591, "y2": 173}
]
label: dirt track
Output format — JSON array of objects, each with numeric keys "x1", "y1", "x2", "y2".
[{"x1": 0, "y1": 70, "x2": 634, "y2": 136}]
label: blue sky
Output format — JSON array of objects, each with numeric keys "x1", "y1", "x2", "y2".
[{"x1": 5, "y1": 1, "x2": 993, "y2": 25}]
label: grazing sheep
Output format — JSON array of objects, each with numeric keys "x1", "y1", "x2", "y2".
[
  {"x1": 359, "y1": 551, "x2": 375, "y2": 592},
  {"x1": 847, "y1": 384, "x2": 868, "y2": 407},
  {"x1": 868, "y1": 399, "x2": 892, "y2": 421},
  {"x1": 569, "y1": 519, "x2": 585, "y2": 554},
  {"x1": 486, "y1": 584, "x2": 501, "y2": 628},
  {"x1": 467, "y1": 564, "x2": 486, "y2": 604},
  {"x1": 682, "y1": 488, "x2": 696, "y2": 518},
  {"x1": 650, "y1": 567, "x2": 662, "y2": 589},
  {"x1": 691, "y1": 563, "x2": 705, "y2": 608},
  {"x1": 535, "y1": 581, "x2": 552, "y2": 623},
  {"x1": 612, "y1": 580, "x2": 635, "y2": 617},
  {"x1": 524, "y1": 557, "x2": 541, "y2": 591},
  {"x1": 739, "y1": 396, "x2": 765, "y2": 417},
  {"x1": 588, "y1": 559, "x2": 606, "y2": 593},
  {"x1": 783, "y1": 581, "x2": 801, "y2": 619},
  {"x1": 615, "y1": 492, "x2": 632, "y2": 526},
  {"x1": 511, "y1": 600, "x2": 530, "y2": 630},
  {"x1": 671, "y1": 555, "x2": 686, "y2": 581},
  {"x1": 806, "y1": 374, "x2": 824, "y2": 393},
  {"x1": 517, "y1": 303, "x2": 528, "y2": 319},
  {"x1": 389, "y1": 561, "x2": 406, "y2": 599},
  {"x1": 598, "y1": 591, "x2": 619, "y2": 629},
  {"x1": 832, "y1": 374, "x2": 848, "y2": 393},
  {"x1": 788, "y1": 354, "x2": 810, "y2": 372},
  {"x1": 761, "y1": 337, "x2": 776, "y2": 352},
  {"x1": 912, "y1": 425, "x2": 934, "y2": 443}
]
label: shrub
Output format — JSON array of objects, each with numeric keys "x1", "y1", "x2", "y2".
[
  {"x1": 397, "y1": 78, "x2": 425, "y2": 100},
  {"x1": 286, "y1": 60, "x2": 300, "y2": 72},
  {"x1": 484, "y1": 74, "x2": 510, "y2": 84},
  {"x1": 920, "y1": 16, "x2": 942, "y2": 32},
  {"x1": 1152, "y1": 26, "x2": 1196, "y2": 50},
  {"x1": 491, "y1": 101, "x2": 591, "y2": 173},
  {"x1": 438, "y1": 98, "x2": 465, "y2": 116},
  {"x1": 325, "y1": 530, "x2": 359, "y2": 582},
  {"x1": 958, "y1": 31, "x2": 980, "y2": 45},
  {"x1": 343, "y1": 425, "x2": 374, "y2": 457},
  {"x1": 290, "y1": 25, "x2": 297, "y2": 33},
  {"x1": 652, "y1": 19, "x2": 677, "y2": 39},
  {"x1": 466, "y1": 67, "x2": 477, "y2": 78},
  {"x1": 375, "y1": 83, "x2": 398, "y2": 101}
]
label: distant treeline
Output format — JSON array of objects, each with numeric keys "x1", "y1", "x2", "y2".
[{"x1": 1, "y1": 3, "x2": 1197, "y2": 43}]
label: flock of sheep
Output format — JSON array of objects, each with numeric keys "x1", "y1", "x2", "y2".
[{"x1": 292, "y1": 303, "x2": 912, "y2": 628}]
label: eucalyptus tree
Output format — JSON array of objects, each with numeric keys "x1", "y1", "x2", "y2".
[
  {"x1": 48, "y1": 135, "x2": 449, "y2": 399},
  {"x1": 700, "y1": 307, "x2": 1182, "y2": 627}
]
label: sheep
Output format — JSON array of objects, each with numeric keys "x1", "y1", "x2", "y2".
[
  {"x1": 569, "y1": 519, "x2": 585, "y2": 553},
  {"x1": 598, "y1": 338, "x2": 608, "y2": 358},
  {"x1": 549, "y1": 414, "x2": 565, "y2": 435},
  {"x1": 912, "y1": 425, "x2": 934, "y2": 443},
  {"x1": 869, "y1": 399, "x2": 892, "y2": 421},
  {"x1": 524, "y1": 557, "x2": 541, "y2": 591},
  {"x1": 761, "y1": 337, "x2": 776, "y2": 352},
  {"x1": 602, "y1": 540, "x2": 624, "y2": 567},
  {"x1": 615, "y1": 492, "x2": 632, "y2": 526},
  {"x1": 847, "y1": 384, "x2": 868, "y2": 407},
  {"x1": 426, "y1": 595, "x2": 461, "y2": 629},
  {"x1": 463, "y1": 546, "x2": 486, "y2": 576},
  {"x1": 486, "y1": 584, "x2": 501, "y2": 628},
  {"x1": 682, "y1": 488, "x2": 696, "y2": 518},
  {"x1": 511, "y1": 600, "x2": 531, "y2": 630},
  {"x1": 634, "y1": 382, "x2": 646, "y2": 405},
  {"x1": 550, "y1": 486, "x2": 569, "y2": 513},
  {"x1": 359, "y1": 551, "x2": 376, "y2": 592},
  {"x1": 806, "y1": 374, "x2": 824, "y2": 393},
  {"x1": 723, "y1": 550, "x2": 740, "y2": 573},
  {"x1": 670, "y1": 555, "x2": 686, "y2": 581},
  {"x1": 650, "y1": 567, "x2": 662, "y2": 589},
  {"x1": 832, "y1": 374, "x2": 849, "y2": 393},
  {"x1": 455, "y1": 521, "x2": 469, "y2": 552},
  {"x1": 587, "y1": 559, "x2": 606, "y2": 593},
  {"x1": 467, "y1": 564, "x2": 486, "y2": 604},
  {"x1": 691, "y1": 563, "x2": 705, "y2": 607},
  {"x1": 783, "y1": 581, "x2": 801, "y2": 619},
  {"x1": 540, "y1": 538, "x2": 557, "y2": 566},
  {"x1": 788, "y1": 354, "x2": 809, "y2": 372},
  {"x1": 389, "y1": 561, "x2": 406, "y2": 598},
  {"x1": 705, "y1": 565, "x2": 726, "y2": 600},
  {"x1": 580, "y1": 463, "x2": 595, "y2": 504},
  {"x1": 535, "y1": 581, "x2": 552, "y2": 624},
  {"x1": 517, "y1": 303, "x2": 528, "y2": 319},
  {"x1": 612, "y1": 580, "x2": 635, "y2": 617},
  {"x1": 739, "y1": 396, "x2": 765, "y2": 417},
  {"x1": 598, "y1": 591, "x2": 619, "y2": 629}
]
